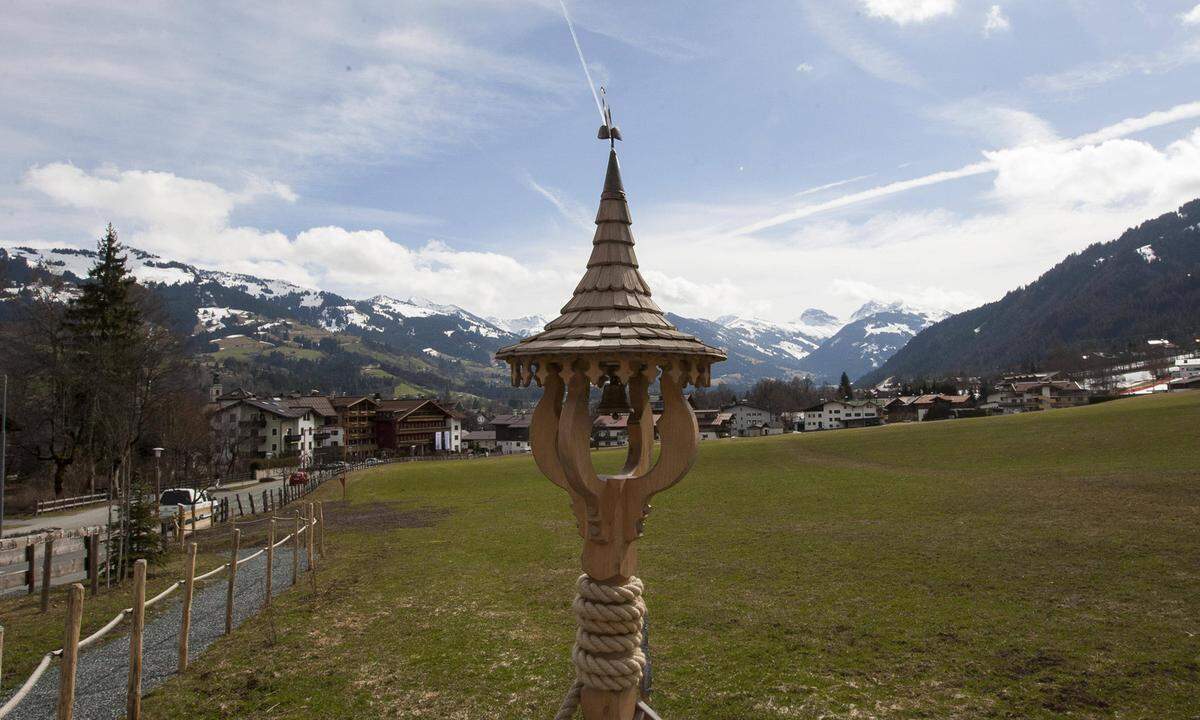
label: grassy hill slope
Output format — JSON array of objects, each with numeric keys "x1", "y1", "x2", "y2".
[{"x1": 145, "y1": 393, "x2": 1200, "y2": 719}]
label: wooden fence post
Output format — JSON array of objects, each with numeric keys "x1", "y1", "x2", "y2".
[
  {"x1": 317, "y1": 501, "x2": 326, "y2": 558},
  {"x1": 179, "y1": 542, "x2": 196, "y2": 673},
  {"x1": 236, "y1": 495, "x2": 244, "y2": 516},
  {"x1": 25, "y1": 545, "x2": 35, "y2": 595},
  {"x1": 305, "y1": 503, "x2": 315, "y2": 572},
  {"x1": 177, "y1": 504, "x2": 185, "y2": 550},
  {"x1": 0, "y1": 623, "x2": 4, "y2": 688},
  {"x1": 265, "y1": 519, "x2": 274, "y2": 609},
  {"x1": 291, "y1": 512, "x2": 300, "y2": 586},
  {"x1": 86, "y1": 534, "x2": 100, "y2": 597},
  {"x1": 56, "y1": 583, "x2": 84, "y2": 720},
  {"x1": 190, "y1": 502, "x2": 197, "y2": 535},
  {"x1": 225, "y1": 528, "x2": 240, "y2": 635},
  {"x1": 41, "y1": 538, "x2": 54, "y2": 612},
  {"x1": 127, "y1": 560, "x2": 146, "y2": 720},
  {"x1": 262, "y1": 490, "x2": 269, "y2": 513}
]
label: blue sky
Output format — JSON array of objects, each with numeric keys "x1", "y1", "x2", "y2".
[{"x1": 3, "y1": 1, "x2": 1200, "y2": 322}]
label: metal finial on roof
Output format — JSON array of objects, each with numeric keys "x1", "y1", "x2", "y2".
[{"x1": 596, "y1": 86, "x2": 622, "y2": 147}]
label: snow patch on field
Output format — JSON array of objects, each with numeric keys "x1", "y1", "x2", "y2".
[
  {"x1": 863, "y1": 323, "x2": 916, "y2": 336},
  {"x1": 197, "y1": 306, "x2": 253, "y2": 332}
]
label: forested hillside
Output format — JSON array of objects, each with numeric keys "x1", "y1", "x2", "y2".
[{"x1": 863, "y1": 199, "x2": 1200, "y2": 383}]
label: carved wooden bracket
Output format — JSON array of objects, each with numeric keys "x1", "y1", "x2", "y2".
[{"x1": 527, "y1": 355, "x2": 703, "y2": 582}]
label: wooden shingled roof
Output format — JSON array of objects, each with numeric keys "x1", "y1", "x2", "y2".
[{"x1": 495, "y1": 150, "x2": 726, "y2": 361}]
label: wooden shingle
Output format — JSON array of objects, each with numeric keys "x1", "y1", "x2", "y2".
[{"x1": 496, "y1": 149, "x2": 726, "y2": 362}]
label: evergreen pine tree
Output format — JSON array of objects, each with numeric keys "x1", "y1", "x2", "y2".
[
  {"x1": 68, "y1": 224, "x2": 140, "y2": 347},
  {"x1": 110, "y1": 474, "x2": 166, "y2": 574},
  {"x1": 838, "y1": 372, "x2": 853, "y2": 400}
]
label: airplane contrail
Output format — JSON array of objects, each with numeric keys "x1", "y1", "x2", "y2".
[
  {"x1": 557, "y1": 0, "x2": 606, "y2": 124},
  {"x1": 734, "y1": 99, "x2": 1200, "y2": 236}
]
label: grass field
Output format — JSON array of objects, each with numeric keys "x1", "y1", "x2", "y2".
[{"x1": 125, "y1": 393, "x2": 1200, "y2": 717}]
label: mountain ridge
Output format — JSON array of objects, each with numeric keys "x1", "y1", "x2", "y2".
[
  {"x1": 861, "y1": 198, "x2": 1200, "y2": 384},
  {"x1": 1, "y1": 242, "x2": 944, "y2": 386}
]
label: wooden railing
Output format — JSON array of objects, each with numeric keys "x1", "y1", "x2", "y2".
[{"x1": 34, "y1": 492, "x2": 109, "y2": 516}]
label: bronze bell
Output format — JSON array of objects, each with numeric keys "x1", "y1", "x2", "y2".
[{"x1": 595, "y1": 377, "x2": 632, "y2": 418}]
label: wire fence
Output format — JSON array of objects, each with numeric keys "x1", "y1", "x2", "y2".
[{"x1": 0, "y1": 480, "x2": 330, "y2": 719}]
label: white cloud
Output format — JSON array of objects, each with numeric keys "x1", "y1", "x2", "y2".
[
  {"x1": 523, "y1": 174, "x2": 594, "y2": 231},
  {"x1": 795, "y1": 62, "x2": 815, "y2": 73},
  {"x1": 733, "y1": 99, "x2": 1200, "y2": 234},
  {"x1": 806, "y1": 4, "x2": 924, "y2": 87},
  {"x1": 860, "y1": 0, "x2": 957, "y2": 25},
  {"x1": 0, "y1": 3, "x2": 574, "y2": 182},
  {"x1": 986, "y1": 130, "x2": 1200, "y2": 210},
  {"x1": 1026, "y1": 39, "x2": 1200, "y2": 95},
  {"x1": 934, "y1": 102, "x2": 1057, "y2": 147},
  {"x1": 983, "y1": 5, "x2": 1010, "y2": 36},
  {"x1": 18, "y1": 162, "x2": 578, "y2": 318},
  {"x1": 1182, "y1": 4, "x2": 1200, "y2": 25}
]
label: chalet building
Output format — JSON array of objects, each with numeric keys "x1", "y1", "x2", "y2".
[
  {"x1": 375, "y1": 399, "x2": 460, "y2": 456},
  {"x1": 882, "y1": 397, "x2": 916, "y2": 423},
  {"x1": 802, "y1": 400, "x2": 881, "y2": 431},
  {"x1": 593, "y1": 414, "x2": 632, "y2": 448},
  {"x1": 490, "y1": 414, "x2": 532, "y2": 454},
  {"x1": 211, "y1": 397, "x2": 317, "y2": 466},
  {"x1": 463, "y1": 430, "x2": 497, "y2": 453},
  {"x1": 330, "y1": 395, "x2": 380, "y2": 458},
  {"x1": 1168, "y1": 375, "x2": 1200, "y2": 391},
  {"x1": 722, "y1": 403, "x2": 777, "y2": 437},
  {"x1": 911, "y1": 394, "x2": 973, "y2": 421},
  {"x1": 984, "y1": 380, "x2": 1088, "y2": 413},
  {"x1": 694, "y1": 409, "x2": 733, "y2": 439},
  {"x1": 283, "y1": 395, "x2": 346, "y2": 461}
]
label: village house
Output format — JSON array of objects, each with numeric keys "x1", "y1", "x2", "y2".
[
  {"x1": 463, "y1": 429, "x2": 497, "y2": 453},
  {"x1": 490, "y1": 414, "x2": 532, "y2": 454},
  {"x1": 330, "y1": 395, "x2": 380, "y2": 458},
  {"x1": 282, "y1": 395, "x2": 345, "y2": 462},
  {"x1": 592, "y1": 414, "x2": 631, "y2": 448},
  {"x1": 802, "y1": 399, "x2": 881, "y2": 431},
  {"x1": 375, "y1": 398, "x2": 461, "y2": 456},
  {"x1": 694, "y1": 409, "x2": 733, "y2": 439},
  {"x1": 210, "y1": 397, "x2": 317, "y2": 467},
  {"x1": 984, "y1": 380, "x2": 1088, "y2": 413},
  {"x1": 723, "y1": 402, "x2": 778, "y2": 437}
]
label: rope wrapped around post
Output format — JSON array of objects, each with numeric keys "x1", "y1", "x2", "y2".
[{"x1": 554, "y1": 574, "x2": 646, "y2": 719}]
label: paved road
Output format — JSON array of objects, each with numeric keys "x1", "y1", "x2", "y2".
[
  {"x1": 4, "y1": 543, "x2": 310, "y2": 719},
  {"x1": 1, "y1": 478, "x2": 293, "y2": 538}
]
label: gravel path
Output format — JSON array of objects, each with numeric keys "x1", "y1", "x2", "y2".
[{"x1": 5, "y1": 543, "x2": 310, "y2": 720}]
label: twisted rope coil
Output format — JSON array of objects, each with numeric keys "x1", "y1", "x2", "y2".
[{"x1": 554, "y1": 574, "x2": 647, "y2": 719}]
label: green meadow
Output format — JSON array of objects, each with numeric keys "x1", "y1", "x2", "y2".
[{"x1": 132, "y1": 392, "x2": 1199, "y2": 718}]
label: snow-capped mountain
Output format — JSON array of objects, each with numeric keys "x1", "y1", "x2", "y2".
[
  {"x1": 485, "y1": 314, "x2": 549, "y2": 337},
  {"x1": 0, "y1": 244, "x2": 521, "y2": 365},
  {"x1": 0, "y1": 242, "x2": 949, "y2": 387},
  {"x1": 668, "y1": 302, "x2": 943, "y2": 383},
  {"x1": 798, "y1": 302, "x2": 948, "y2": 381}
]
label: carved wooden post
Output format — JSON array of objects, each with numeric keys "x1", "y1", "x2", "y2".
[{"x1": 495, "y1": 143, "x2": 724, "y2": 719}]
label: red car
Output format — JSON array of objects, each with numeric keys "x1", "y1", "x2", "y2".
[{"x1": 287, "y1": 471, "x2": 308, "y2": 486}]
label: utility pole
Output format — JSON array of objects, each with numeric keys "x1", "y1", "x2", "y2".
[{"x1": 1, "y1": 374, "x2": 7, "y2": 538}]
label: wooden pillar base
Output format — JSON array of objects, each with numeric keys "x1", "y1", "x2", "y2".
[{"x1": 581, "y1": 686, "x2": 639, "y2": 720}]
